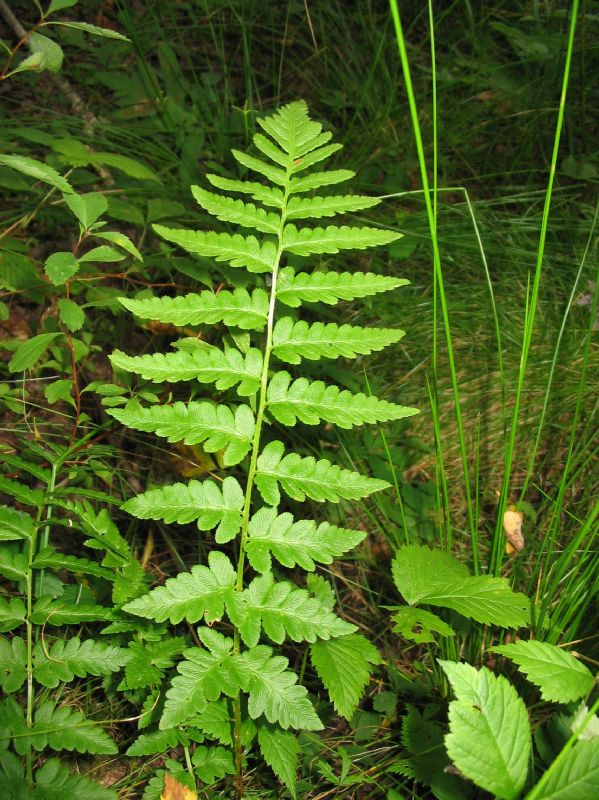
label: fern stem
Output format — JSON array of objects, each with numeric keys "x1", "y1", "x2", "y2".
[{"x1": 231, "y1": 170, "x2": 291, "y2": 800}]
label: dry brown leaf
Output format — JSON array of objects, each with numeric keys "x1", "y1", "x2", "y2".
[
  {"x1": 503, "y1": 508, "x2": 524, "y2": 555},
  {"x1": 160, "y1": 773, "x2": 197, "y2": 800},
  {"x1": 167, "y1": 441, "x2": 216, "y2": 477}
]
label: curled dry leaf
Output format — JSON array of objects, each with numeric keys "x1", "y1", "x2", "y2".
[
  {"x1": 503, "y1": 509, "x2": 524, "y2": 555},
  {"x1": 160, "y1": 773, "x2": 197, "y2": 800}
]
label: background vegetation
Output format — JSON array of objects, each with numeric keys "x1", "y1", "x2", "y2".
[{"x1": 0, "y1": 1, "x2": 597, "y2": 797}]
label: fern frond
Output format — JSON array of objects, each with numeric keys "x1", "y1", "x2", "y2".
[
  {"x1": 286, "y1": 194, "x2": 380, "y2": 220},
  {"x1": 246, "y1": 507, "x2": 366, "y2": 573},
  {"x1": 272, "y1": 318, "x2": 404, "y2": 364},
  {"x1": 33, "y1": 637, "x2": 130, "y2": 688},
  {"x1": 191, "y1": 186, "x2": 280, "y2": 234},
  {"x1": 119, "y1": 288, "x2": 269, "y2": 330},
  {"x1": 31, "y1": 547, "x2": 113, "y2": 581},
  {"x1": 153, "y1": 225, "x2": 276, "y2": 273},
  {"x1": 228, "y1": 572, "x2": 354, "y2": 647},
  {"x1": 255, "y1": 440, "x2": 389, "y2": 505},
  {"x1": 234, "y1": 645, "x2": 323, "y2": 730},
  {"x1": 276, "y1": 268, "x2": 407, "y2": 307},
  {"x1": 110, "y1": 346, "x2": 262, "y2": 395},
  {"x1": 123, "y1": 551, "x2": 236, "y2": 624},
  {"x1": 0, "y1": 505, "x2": 34, "y2": 540},
  {"x1": 267, "y1": 371, "x2": 418, "y2": 428},
  {"x1": 251, "y1": 133, "x2": 289, "y2": 167},
  {"x1": 126, "y1": 727, "x2": 189, "y2": 756},
  {"x1": 206, "y1": 174, "x2": 284, "y2": 208},
  {"x1": 289, "y1": 169, "x2": 355, "y2": 194},
  {"x1": 232, "y1": 150, "x2": 287, "y2": 186},
  {"x1": 107, "y1": 400, "x2": 255, "y2": 465},
  {"x1": 282, "y1": 224, "x2": 399, "y2": 256},
  {"x1": 31, "y1": 701, "x2": 117, "y2": 754},
  {"x1": 122, "y1": 476, "x2": 244, "y2": 541}
]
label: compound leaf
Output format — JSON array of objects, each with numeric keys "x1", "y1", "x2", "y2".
[
  {"x1": 33, "y1": 637, "x2": 131, "y2": 688},
  {"x1": 282, "y1": 224, "x2": 400, "y2": 256},
  {"x1": 31, "y1": 700, "x2": 117, "y2": 754},
  {"x1": 154, "y1": 225, "x2": 276, "y2": 273},
  {"x1": 122, "y1": 476, "x2": 244, "y2": 541},
  {"x1": 0, "y1": 505, "x2": 35, "y2": 540},
  {"x1": 108, "y1": 400, "x2": 255, "y2": 465},
  {"x1": 0, "y1": 635, "x2": 27, "y2": 693},
  {"x1": 276, "y1": 267, "x2": 408, "y2": 307},
  {"x1": 192, "y1": 186, "x2": 279, "y2": 234},
  {"x1": 311, "y1": 633, "x2": 381, "y2": 720},
  {"x1": 256, "y1": 440, "x2": 389, "y2": 505},
  {"x1": 440, "y1": 660, "x2": 530, "y2": 800},
  {"x1": 267, "y1": 371, "x2": 418, "y2": 428},
  {"x1": 272, "y1": 317, "x2": 404, "y2": 364},
  {"x1": 192, "y1": 745, "x2": 235, "y2": 784},
  {"x1": 119, "y1": 287, "x2": 269, "y2": 330},
  {"x1": 206, "y1": 174, "x2": 283, "y2": 208},
  {"x1": 123, "y1": 551, "x2": 236, "y2": 624},
  {"x1": 245, "y1": 506, "x2": 366, "y2": 573},
  {"x1": 34, "y1": 758, "x2": 116, "y2": 800},
  {"x1": 110, "y1": 346, "x2": 262, "y2": 395},
  {"x1": 491, "y1": 640, "x2": 595, "y2": 704},
  {"x1": 286, "y1": 193, "x2": 380, "y2": 220}
]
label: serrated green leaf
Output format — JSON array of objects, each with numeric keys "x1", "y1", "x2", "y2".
[
  {"x1": 192, "y1": 186, "x2": 279, "y2": 234},
  {"x1": 289, "y1": 168, "x2": 355, "y2": 194},
  {"x1": 267, "y1": 371, "x2": 418, "y2": 428},
  {"x1": 272, "y1": 317, "x2": 404, "y2": 364},
  {"x1": 47, "y1": 0, "x2": 79, "y2": 15},
  {"x1": 0, "y1": 636, "x2": 27, "y2": 693},
  {"x1": 8, "y1": 332, "x2": 62, "y2": 373},
  {"x1": 154, "y1": 225, "x2": 276, "y2": 273},
  {"x1": 31, "y1": 546, "x2": 112, "y2": 580},
  {"x1": 44, "y1": 378, "x2": 73, "y2": 404},
  {"x1": 190, "y1": 699, "x2": 232, "y2": 745},
  {"x1": 232, "y1": 150, "x2": 287, "y2": 186},
  {"x1": 34, "y1": 758, "x2": 116, "y2": 800},
  {"x1": 44, "y1": 251, "x2": 79, "y2": 284},
  {"x1": 126, "y1": 727, "x2": 187, "y2": 756},
  {"x1": 30, "y1": 700, "x2": 117, "y2": 754},
  {"x1": 286, "y1": 193, "x2": 380, "y2": 220},
  {"x1": 48, "y1": 20, "x2": 130, "y2": 41},
  {"x1": 28, "y1": 32, "x2": 64, "y2": 73},
  {"x1": 110, "y1": 346, "x2": 262, "y2": 395},
  {"x1": 234, "y1": 645, "x2": 323, "y2": 730},
  {"x1": 392, "y1": 544, "x2": 530, "y2": 628},
  {"x1": 276, "y1": 267, "x2": 408, "y2": 307},
  {"x1": 119, "y1": 287, "x2": 268, "y2": 330},
  {"x1": 29, "y1": 598, "x2": 112, "y2": 625},
  {"x1": 0, "y1": 548, "x2": 28, "y2": 581},
  {"x1": 440, "y1": 660, "x2": 531, "y2": 800},
  {"x1": 0, "y1": 505, "x2": 34, "y2": 540},
  {"x1": 311, "y1": 634, "x2": 381, "y2": 720},
  {"x1": 120, "y1": 637, "x2": 185, "y2": 691},
  {"x1": 392, "y1": 606, "x2": 455, "y2": 644},
  {"x1": 491, "y1": 641, "x2": 594, "y2": 703},
  {"x1": 206, "y1": 174, "x2": 283, "y2": 208},
  {"x1": 78, "y1": 245, "x2": 125, "y2": 263},
  {"x1": 256, "y1": 440, "x2": 389, "y2": 505},
  {"x1": 124, "y1": 550, "x2": 236, "y2": 624},
  {"x1": 534, "y1": 737, "x2": 599, "y2": 799},
  {"x1": 282, "y1": 224, "x2": 400, "y2": 256},
  {"x1": 0, "y1": 476, "x2": 44, "y2": 506},
  {"x1": 108, "y1": 400, "x2": 254, "y2": 465},
  {"x1": 93, "y1": 230, "x2": 142, "y2": 260},
  {"x1": 0, "y1": 155, "x2": 73, "y2": 194},
  {"x1": 246, "y1": 506, "x2": 366, "y2": 573},
  {"x1": 192, "y1": 745, "x2": 235, "y2": 784},
  {"x1": 63, "y1": 192, "x2": 107, "y2": 229},
  {"x1": 256, "y1": 100, "x2": 327, "y2": 160},
  {"x1": 33, "y1": 637, "x2": 130, "y2": 688},
  {"x1": 258, "y1": 726, "x2": 299, "y2": 798},
  {"x1": 228, "y1": 572, "x2": 354, "y2": 648},
  {"x1": 0, "y1": 597, "x2": 26, "y2": 632},
  {"x1": 122, "y1": 476, "x2": 244, "y2": 541},
  {"x1": 58, "y1": 298, "x2": 85, "y2": 331}
]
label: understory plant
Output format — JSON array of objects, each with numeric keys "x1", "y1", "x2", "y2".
[{"x1": 108, "y1": 99, "x2": 417, "y2": 797}]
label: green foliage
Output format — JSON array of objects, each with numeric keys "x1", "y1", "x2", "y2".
[
  {"x1": 440, "y1": 660, "x2": 531, "y2": 800},
  {"x1": 491, "y1": 641, "x2": 595, "y2": 704},
  {"x1": 112, "y1": 100, "x2": 404, "y2": 794}
]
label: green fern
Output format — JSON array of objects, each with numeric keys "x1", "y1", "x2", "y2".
[{"x1": 111, "y1": 99, "x2": 415, "y2": 797}]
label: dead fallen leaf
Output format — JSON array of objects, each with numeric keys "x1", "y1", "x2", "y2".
[
  {"x1": 160, "y1": 773, "x2": 197, "y2": 800},
  {"x1": 503, "y1": 508, "x2": 525, "y2": 555}
]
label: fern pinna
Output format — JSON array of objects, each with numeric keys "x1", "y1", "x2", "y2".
[{"x1": 109, "y1": 100, "x2": 417, "y2": 798}]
